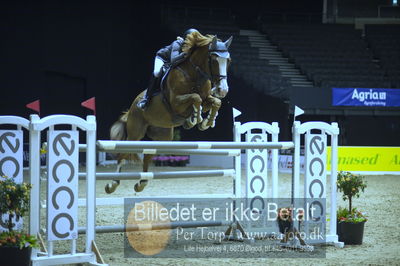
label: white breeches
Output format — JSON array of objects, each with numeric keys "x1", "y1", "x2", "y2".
[{"x1": 153, "y1": 57, "x2": 164, "y2": 77}]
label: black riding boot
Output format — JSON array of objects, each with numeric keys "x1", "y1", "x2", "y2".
[{"x1": 137, "y1": 75, "x2": 160, "y2": 109}]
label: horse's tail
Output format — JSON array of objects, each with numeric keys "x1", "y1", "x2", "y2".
[
  {"x1": 110, "y1": 111, "x2": 128, "y2": 141},
  {"x1": 110, "y1": 111, "x2": 141, "y2": 162}
]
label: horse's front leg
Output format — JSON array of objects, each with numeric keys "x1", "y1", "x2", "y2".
[
  {"x1": 171, "y1": 93, "x2": 203, "y2": 129},
  {"x1": 198, "y1": 95, "x2": 222, "y2": 131}
]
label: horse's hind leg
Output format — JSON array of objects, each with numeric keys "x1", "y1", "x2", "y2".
[
  {"x1": 134, "y1": 154, "x2": 153, "y2": 192},
  {"x1": 106, "y1": 106, "x2": 148, "y2": 194},
  {"x1": 134, "y1": 126, "x2": 174, "y2": 192},
  {"x1": 105, "y1": 158, "x2": 124, "y2": 194},
  {"x1": 105, "y1": 152, "x2": 142, "y2": 194}
]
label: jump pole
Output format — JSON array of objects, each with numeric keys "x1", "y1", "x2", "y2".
[
  {"x1": 76, "y1": 193, "x2": 236, "y2": 207},
  {"x1": 97, "y1": 140, "x2": 294, "y2": 151},
  {"x1": 78, "y1": 169, "x2": 235, "y2": 180},
  {"x1": 79, "y1": 144, "x2": 241, "y2": 156},
  {"x1": 78, "y1": 220, "x2": 232, "y2": 234}
]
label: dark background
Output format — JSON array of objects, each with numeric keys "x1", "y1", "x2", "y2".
[{"x1": 1, "y1": 0, "x2": 399, "y2": 145}]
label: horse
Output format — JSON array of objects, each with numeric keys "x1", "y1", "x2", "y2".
[{"x1": 105, "y1": 32, "x2": 233, "y2": 194}]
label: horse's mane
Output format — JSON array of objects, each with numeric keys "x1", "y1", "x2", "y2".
[{"x1": 181, "y1": 31, "x2": 215, "y2": 53}]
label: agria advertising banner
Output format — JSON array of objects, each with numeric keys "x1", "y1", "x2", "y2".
[{"x1": 332, "y1": 88, "x2": 400, "y2": 107}]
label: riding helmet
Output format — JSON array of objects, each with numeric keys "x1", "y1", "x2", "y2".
[{"x1": 183, "y1": 28, "x2": 199, "y2": 37}]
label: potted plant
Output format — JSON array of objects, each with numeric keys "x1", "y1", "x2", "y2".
[
  {"x1": 0, "y1": 176, "x2": 39, "y2": 265},
  {"x1": 336, "y1": 171, "x2": 367, "y2": 245}
]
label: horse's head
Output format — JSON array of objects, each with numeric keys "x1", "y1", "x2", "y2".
[{"x1": 208, "y1": 36, "x2": 232, "y2": 98}]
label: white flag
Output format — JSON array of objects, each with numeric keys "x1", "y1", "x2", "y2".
[
  {"x1": 294, "y1": 106, "x2": 305, "y2": 118},
  {"x1": 232, "y1": 107, "x2": 242, "y2": 120}
]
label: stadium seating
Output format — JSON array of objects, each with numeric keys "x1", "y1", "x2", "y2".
[
  {"x1": 365, "y1": 24, "x2": 400, "y2": 88},
  {"x1": 259, "y1": 23, "x2": 395, "y2": 89}
]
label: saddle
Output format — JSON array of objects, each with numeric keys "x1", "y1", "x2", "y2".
[{"x1": 159, "y1": 65, "x2": 171, "y2": 92}]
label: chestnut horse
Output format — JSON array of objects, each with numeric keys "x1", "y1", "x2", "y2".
[{"x1": 105, "y1": 32, "x2": 233, "y2": 194}]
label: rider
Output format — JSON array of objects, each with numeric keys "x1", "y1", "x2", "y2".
[{"x1": 137, "y1": 28, "x2": 199, "y2": 109}]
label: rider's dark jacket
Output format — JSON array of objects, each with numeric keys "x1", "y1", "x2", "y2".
[{"x1": 156, "y1": 38, "x2": 186, "y2": 68}]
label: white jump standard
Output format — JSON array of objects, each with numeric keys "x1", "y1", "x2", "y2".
[
  {"x1": 0, "y1": 116, "x2": 30, "y2": 232},
  {"x1": 29, "y1": 115, "x2": 100, "y2": 266}
]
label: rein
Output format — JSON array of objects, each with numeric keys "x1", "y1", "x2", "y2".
[{"x1": 179, "y1": 49, "x2": 228, "y2": 91}]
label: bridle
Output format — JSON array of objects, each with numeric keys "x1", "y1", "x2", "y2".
[
  {"x1": 175, "y1": 35, "x2": 232, "y2": 95},
  {"x1": 187, "y1": 48, "x2": 229, "y2": 88}
]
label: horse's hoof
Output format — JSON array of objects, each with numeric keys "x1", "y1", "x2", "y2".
[
  {"x1": 197, "y1": 114, "x2": 203, "y2": 124},
  {"x1": 198, "y1": 123, "x2": 209, "y2": 131},
  {"x1": 183, "y1": 121, "x2": 195, "y2": 129},
  {"x1": 211, "y1": 112, "x2": 218, "y2": 128},
  {"x1": 198, "y1": 118, "x2": 212, "y2": 131},
  {"x1": 134, "y1": 180, "x2": 148, "y2": 192},
  {"x1": 188, "y1": 117, "x2": 197, "y2": 126},
  {"x1": 211, "y1": 120, "x2": 216, "y2": 128},
  {"x1": 105, "y1": 183, "x2": 116, "y2": 194}
]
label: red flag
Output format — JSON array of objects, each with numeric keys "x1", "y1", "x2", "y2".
[
  {"x1": 26, "y1": 100, "x2": 41, "y2": 115},
  {"x1": 81, "y1": 97, "x2": 96, "y2": 115}
]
